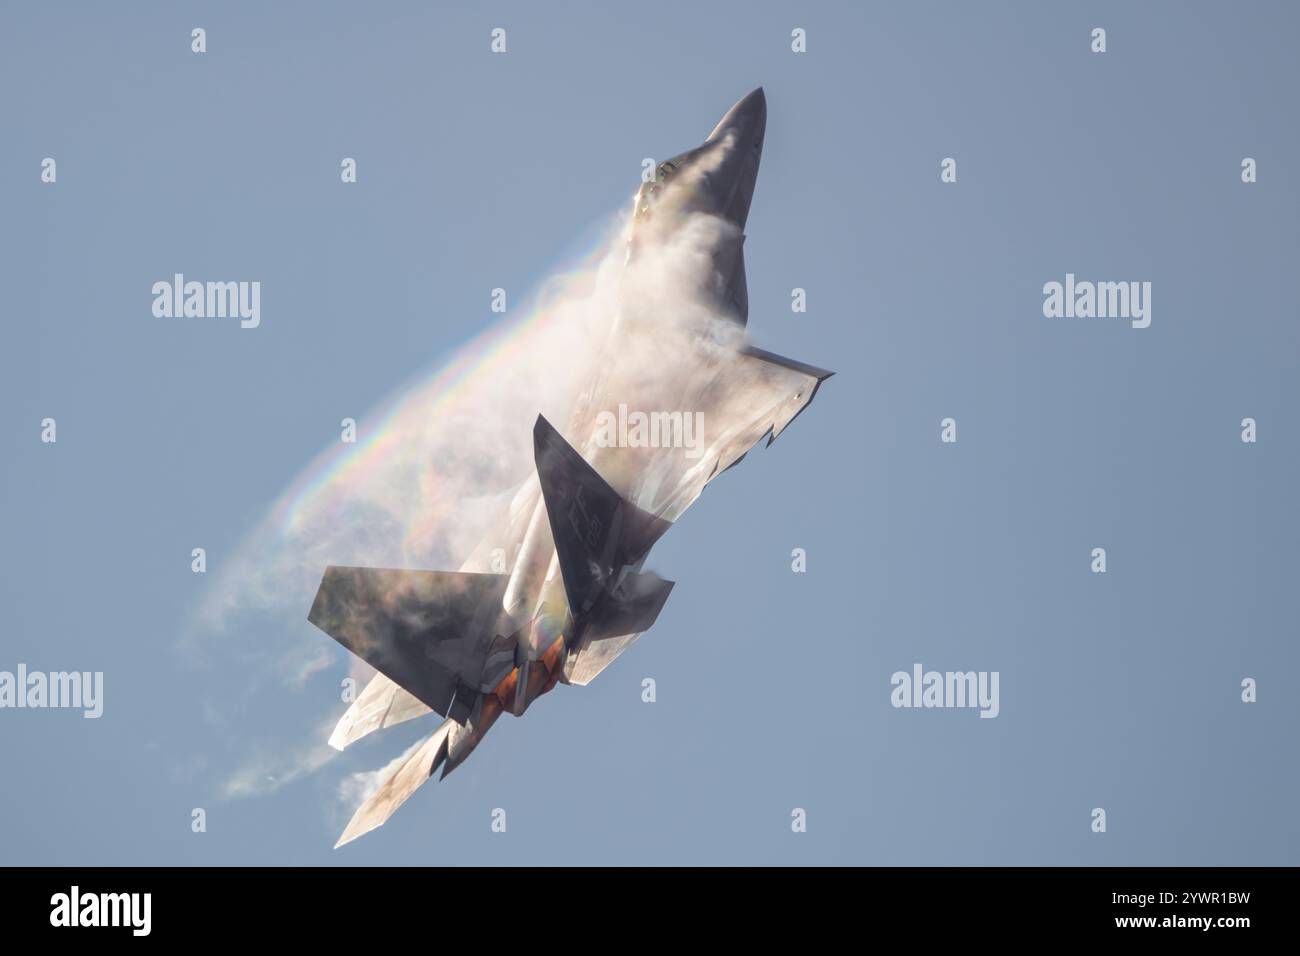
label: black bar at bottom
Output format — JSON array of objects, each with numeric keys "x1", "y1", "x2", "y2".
[{"x1": 0, "y1": 866, "x2": 1278, "y2": 940}]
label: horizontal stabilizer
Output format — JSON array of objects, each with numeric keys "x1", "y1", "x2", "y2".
[
  {"x1": 588, "y1": 571, "x2": 675, "y2": 640},
  {"x1": 334, "y1": 719, "x2": 453, "y2": 848},
  {"x1": 308, "y1": 567, "x2": 507, "y2": 721},
  {"x1": 562, "y1": 571, "x2": 674, "y2": 686}
]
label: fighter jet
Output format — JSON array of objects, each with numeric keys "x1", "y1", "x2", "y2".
[{"x1": 308, "y1": 88, "x2": 832, "y2": 846}]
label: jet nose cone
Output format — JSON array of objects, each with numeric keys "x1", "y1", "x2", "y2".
[{"x1": 707, "y1": 87, "x2": 766, "y2": 147}]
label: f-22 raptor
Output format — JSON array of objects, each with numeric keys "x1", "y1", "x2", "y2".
[{"x1": 308, "y1": 88, "x2": 832, "y2": 846}]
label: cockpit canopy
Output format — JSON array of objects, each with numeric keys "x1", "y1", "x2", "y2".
[{"x1": 633, "y1": 159, "x2": 679, "y2": 222}]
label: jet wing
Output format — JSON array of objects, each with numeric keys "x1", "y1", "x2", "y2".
[
  {"x1": 563, "y1": 345, "x2": 830, "y2": 687},
  {"x1": 325, "y1": 496, "x2": 539, "y2": 750},
  {"x1": 308, "y1": 567, "x2": 508, "y2": 723},
  {"x1": 647, "y1": 344, "x2": 832, "y2": 525},
  {"x1": 328, "y1": 671, "x2": 430, "y2": 751}
]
